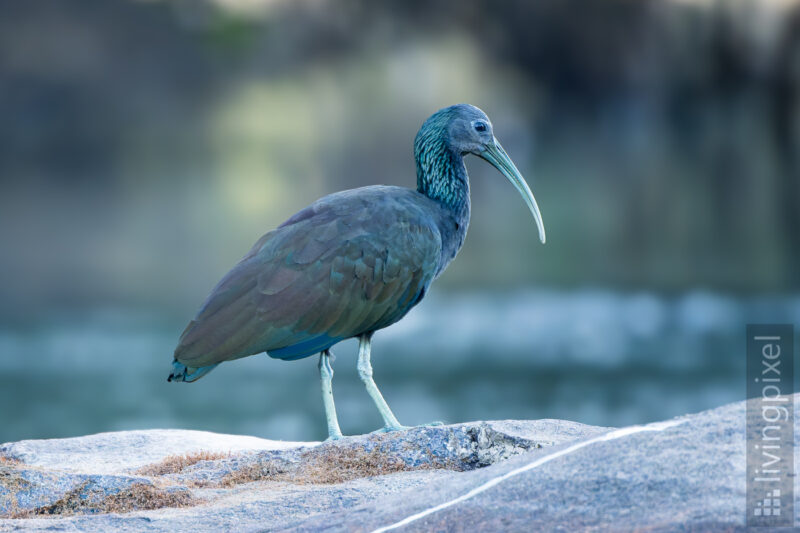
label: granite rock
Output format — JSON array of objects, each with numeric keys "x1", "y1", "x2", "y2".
[{"x1": 0, "y1": 400, "x2": 781, "y2": 532}]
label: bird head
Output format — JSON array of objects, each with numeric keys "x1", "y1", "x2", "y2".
[{"x1": 430, "y1": 104, "x2": 546, "y2": 244}]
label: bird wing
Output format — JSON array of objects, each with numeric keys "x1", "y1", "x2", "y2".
[{"x1": 174, "y1": 186, "x2": 442, "y2": 366}]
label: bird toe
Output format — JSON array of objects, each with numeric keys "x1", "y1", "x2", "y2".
[{"x1": 373, "y1": 425, "x2": 411, "y2": 434}]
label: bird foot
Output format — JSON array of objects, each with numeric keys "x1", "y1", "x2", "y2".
[
  {"x1": 325, "y1": 433, "x2": 345, "y2": 442},
  {"x1": 372, "y1": 421, "x2": 444, "y2": 434},
  {"x1": 372, "y1": 424, "x2": 412, "y2": 434},
  {"x1": 418, "y1": 421, "x2": 445, "y2": 427}
]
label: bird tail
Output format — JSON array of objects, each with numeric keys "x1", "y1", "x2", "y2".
[{"x1": 167, "y1": 359, "x2": 219, "y2": 383}]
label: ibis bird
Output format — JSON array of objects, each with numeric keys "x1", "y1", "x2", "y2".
[{"x1": 168, "y1": 104, "x2": 545, "y2": 439}]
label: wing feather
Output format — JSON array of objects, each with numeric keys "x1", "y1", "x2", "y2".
[{"x1": 175, "y1": 186, "x2": 442, "y2": 366}]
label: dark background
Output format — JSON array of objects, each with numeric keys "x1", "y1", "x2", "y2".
[{"x1": 1, "y1": 0, "x2": 798, "y2": 442}]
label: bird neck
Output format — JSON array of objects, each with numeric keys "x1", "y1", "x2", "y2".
[{"x1": 414, "y1": 135, "x2": 471, "y2": 222}]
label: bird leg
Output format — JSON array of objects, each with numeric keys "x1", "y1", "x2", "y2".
[
  {"x1": 318, "y1": 350, "x2": 343, "y2": 440},
  {"x1": 357, "y1": 333, "x2": 408, "y2": 432}
]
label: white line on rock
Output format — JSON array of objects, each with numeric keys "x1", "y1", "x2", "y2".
[{"x1": 371, "y1": 419, "x2": 686, "y2": 533}]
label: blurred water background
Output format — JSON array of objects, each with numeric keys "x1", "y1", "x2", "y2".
[{"x1": 1, "y1": 0, "x2": 799, "y2": 442}]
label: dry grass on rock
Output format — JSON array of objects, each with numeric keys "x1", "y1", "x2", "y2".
[
  {"x1": 0, "y1": 455, "x2": 21, "y2": 466},
  {"x1": 216, "y1": 459, "x2": 293, "y2": 487},
  {"x1": 130, "y1": 435, "x2": 460, "y2": 490},
  {"x1": 294, "y1": 442, "x2": 415, "y2": 484},
  {"x1": 217, "y1": 439, "x2": 449, "y2": 487},
  {"x1": 135, "y1": 451, "x2": 230, "y2": 476},
  {"x1": 8, "y1": 481, "x2": 196, "y2": 518}
]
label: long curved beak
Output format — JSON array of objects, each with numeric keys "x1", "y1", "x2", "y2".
[{"x1": 478, "y1": 138, "x2": 546, "y2": 244}]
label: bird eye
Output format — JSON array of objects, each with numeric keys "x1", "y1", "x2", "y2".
[{"x1": 473, "y1": 121, "x2": 487, "y2": 133}]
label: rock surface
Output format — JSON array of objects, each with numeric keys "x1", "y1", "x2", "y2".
[
  {"x1": 0, "y1": 399, "x2": 788, "y2": 531},
  {"x1": 2, "y1": 430, "x2": 312, "y2": 475}
]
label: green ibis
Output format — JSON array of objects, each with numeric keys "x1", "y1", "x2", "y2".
[{"x1": 168, "y1": 104, "x2": 546, "y2": 439}]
